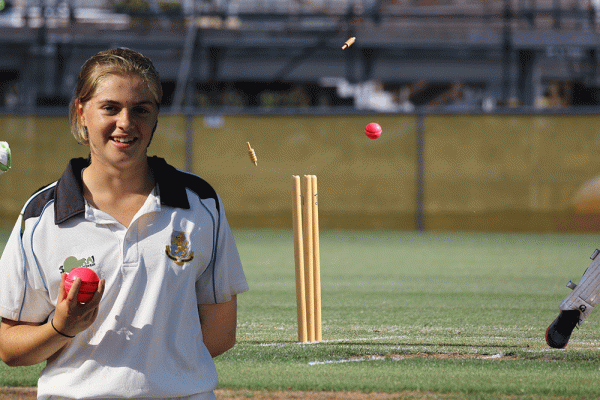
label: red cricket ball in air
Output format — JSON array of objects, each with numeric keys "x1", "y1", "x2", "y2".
[{"x1": 365, "y1": 122, "x2": 382, "y2": 139}]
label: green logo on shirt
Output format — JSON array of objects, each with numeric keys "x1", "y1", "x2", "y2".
[{"x1": 60, "y1": 255, "x2": 96, "y2": 273}]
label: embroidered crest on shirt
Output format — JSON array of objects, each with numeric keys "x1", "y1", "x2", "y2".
[
  {"x1": 166, "y1": 231, "x2": 194, "y2": 266},
  {"x1": 60, "y1": 255, "x2": 96, "y2": 273}
]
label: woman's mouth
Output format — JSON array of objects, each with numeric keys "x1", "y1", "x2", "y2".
[{"x1": 111, "y1": 136, "x2": 137, "y2": 144}]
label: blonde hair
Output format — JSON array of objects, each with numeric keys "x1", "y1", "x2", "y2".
[{"x1": 69, "y1": 48, "x2": 162, "y2": 144}]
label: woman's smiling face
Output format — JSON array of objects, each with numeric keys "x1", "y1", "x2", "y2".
[{"x1": 78, "y1": 72, "x2": 159, "y2": 170}]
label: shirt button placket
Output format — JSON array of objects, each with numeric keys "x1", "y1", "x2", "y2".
[{"x1": 123, "y1": 223, "x2": 139, "y2": 266}]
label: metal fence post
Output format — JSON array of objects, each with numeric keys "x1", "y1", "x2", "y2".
[
  {"x1": 185, "y1": 112, "x2": 194, "y2": 173},
  {"x1": 415, "y1": 111, "x2": 425, "y2": 231}
]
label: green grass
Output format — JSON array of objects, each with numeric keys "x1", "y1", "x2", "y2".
[{"x1": 3, "y1": 228, "x2": 600, "y2": 398}]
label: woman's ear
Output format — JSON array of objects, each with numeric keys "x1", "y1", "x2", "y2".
[{"x1": 76, "y1": 99, "x2": 86, "y2": 127}]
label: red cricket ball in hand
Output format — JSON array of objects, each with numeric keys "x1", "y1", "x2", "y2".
[
  {"x1": 365, "y1": 122, "x2": 382, "y2": 139},
  {"x1": 64, "y1": 267, "x2": 100, "y2": 303}
]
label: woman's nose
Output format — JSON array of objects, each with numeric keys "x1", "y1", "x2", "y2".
[{"x1": 116, "y1": 109, "x2": 134, "y2": 131}]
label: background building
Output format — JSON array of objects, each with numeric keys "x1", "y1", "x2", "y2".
[{"x1": 1, "y1": 0, "x2": 599, "y2": 112}]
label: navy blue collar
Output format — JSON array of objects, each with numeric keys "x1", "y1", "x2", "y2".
[{"x1": 54, "y1": 156, "x2": 191, "y2": 224}]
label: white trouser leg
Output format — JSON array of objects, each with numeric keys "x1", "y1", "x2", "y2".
[{"x1": 560, "y1": 249, "x2": 600, "y2": 323}]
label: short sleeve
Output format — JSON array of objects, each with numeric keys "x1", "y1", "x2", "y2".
[
  {"x1": 195, "y1": 196, "x2": 248, "y2": 304},
  {"x1": 0, "y1": 215, "x2": 54, "y2": 322}
]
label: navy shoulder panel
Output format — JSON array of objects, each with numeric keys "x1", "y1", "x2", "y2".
[
  {"x1": 180, "y1": 170, "x2": 219, "y2": 202},
  {"x1": 149, "y1": 156, "x2": 219, "y2": 212},
  {"x1": 22, "y1": 183, "x2": 57, "y2": 221}
]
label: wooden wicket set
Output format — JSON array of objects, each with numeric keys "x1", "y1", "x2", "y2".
[{"x1": 292, "y1": 175, "x2": 322, "y2": 343}]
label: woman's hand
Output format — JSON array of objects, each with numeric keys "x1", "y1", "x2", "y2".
[
  {"x1": 51, "y1": 273, "x2": 105, "y2": 338},
  {"x1": 0, "y1": 274, "x2": 105, "y2": 366}
]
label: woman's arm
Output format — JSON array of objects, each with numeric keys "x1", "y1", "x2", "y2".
[
  {"x1": 198, "y1": 295, "x2": 237, "y2": 358},
  {"x1": 0, "y1": 275, "x2": 104, "y2": 366},
  {"x1": 0, "y1": 318, "x2": 71, "y2": 366}
]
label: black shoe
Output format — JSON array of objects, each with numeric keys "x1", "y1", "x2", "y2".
[{"x1": 545, "y1": 310, "x2": 580, "y2": 349}]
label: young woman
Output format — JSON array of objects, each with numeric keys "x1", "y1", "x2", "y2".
[{"x1": 0, "y1": 48, "x2": 248, "y2": 400}]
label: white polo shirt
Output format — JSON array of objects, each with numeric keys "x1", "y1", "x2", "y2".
[{"x1": 0, "y1": 156, "x2": 249, "y2": 400}]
